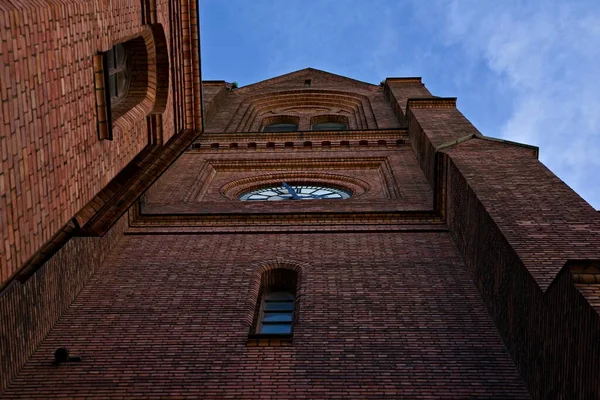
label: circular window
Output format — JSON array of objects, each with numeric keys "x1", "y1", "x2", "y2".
[{"x1": 240, "y1": 183, "x2": 351, "y2": 201}]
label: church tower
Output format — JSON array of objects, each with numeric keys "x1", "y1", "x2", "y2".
[{"x1": 2, "y1": 6, "x2": 600, "y2": 399}]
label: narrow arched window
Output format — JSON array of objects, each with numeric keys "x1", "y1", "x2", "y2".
[
  {"x1": 95, "y1": 31, "x2": 155, "y2": 140},
  {"x1": 251, "y1": 268, "x2": 299, "y2": 338},
  {"x1": 105, "y1": 44, "x2": 130, "y2": 104}
]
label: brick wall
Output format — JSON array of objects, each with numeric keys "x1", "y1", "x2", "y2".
[
  {"x1": 0, "y1": 0, "x2": 200, "y2": 392},
  {"x1": 0, "y1": 0, "x2": 203, "y2": 287},
  {"x1": 202, "y1": 68, "x2": 401, "y2": 134},
  {"x1": 444, "y1": 140, "x2": 600, "y2": 398},
  {"x1": 0, "y1": 0, "x2": 177, "y2": 285},
  {"x1": 1, "y1": 232, "x2": 530, "y2": 399},
  {"x1": 0, "y1": 213, "x2": 127, "y2": 393},
  {"x1": 143, "y1": 146, "x2": 434, "y2": 214},
  {"x1": 403, "y1": 95, "x2": 600, "y2": 397}
]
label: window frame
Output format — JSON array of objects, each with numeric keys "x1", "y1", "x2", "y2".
[
  {"x1": 262, "y1": 123, "x2": 299, "y2": 133},
  {"x1": 309, "y1": 114, "x2": 350, "y2": 131},
  {"x1": 248, "y1": 267, "x2": 300, "y2": 345},
  {"x1": 311, "y1": 121, "x2": 348, "y2": 131},
  {"x1": 256, "y1": 291, "x2": 295, "y2": 335},
  {"x1": 105, "y1": 44, "x2": 131, "y2": 106},
  {"x1": 260, "y1": 115, "x2": 300, "y2": 133}
]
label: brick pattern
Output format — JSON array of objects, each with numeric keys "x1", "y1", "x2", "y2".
[
  {"x1": 0, "y1": 0, "x2": 201, "y2": 393},
  {"x1": 143, "y1": 146, "x2": 433, "y2": 214},
  {"x1": 445, "y1": 157, "x2": 600, "y2": 398},
  {"x1": 0, "y1": 2, "x2": 167, "y2": 285},
  {"x1": 201, "y1": 68, "x2": 401, "y2": 135},
  {"x1": 407, "y1": 101, "x2": 479, "y2": 187},
  {"x1": 0, "y1": 213, "x2": 127, "y2": 393},
  {"x1": 0, "y1": 0, "x2": 200, "y2": 286},
  {"x1": 446, "y1": 139, "x2": 600, "y2": 289},
  {"x1": 384, "y1": 78, "x2": 432, "y2": 123},
  {"x1": 402, "y1": 96, "x2": 600, "y2": 397},
  {"x1": 1, "y1": 233, "x2": 530, "y2": 399},
  {"x1": 201, "y1": 81, "x2": 228, "y2": 124}
]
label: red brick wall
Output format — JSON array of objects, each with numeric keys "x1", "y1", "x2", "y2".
[
  {"x1": 203, "y1": 69, "x2": 401, "y2": 134},
  {"x1": 1, "y1": 232, "x2": 530, "y2": 399},
  {"x1": 0, "y1": 0, "x2": 180, "y2": 285},
  {"x1": 444, "y1": 139, "x2": 600, "y2": 398},
  {"x1": 403, "y1": 96, "x2": 600, "y2": 397},
  {"x1": 144, "y1": 146, "x2": 434, "y2": 214},
  {"x1": 446, "y1": 139, "x2": 600, "y2": 288},
  {"x1": 0, "y1": 0, "x2": 200, "y2": 391},
  {"x1": 384, "y1": 78, "x2": 432, "y2": 123},
  {"x1": 0, "y1": 213, "x2": 127, "y2": 393}
]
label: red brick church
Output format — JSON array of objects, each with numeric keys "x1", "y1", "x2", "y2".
[{"x1": 1, "y1": 1, "x2": 599, "y2": 398}]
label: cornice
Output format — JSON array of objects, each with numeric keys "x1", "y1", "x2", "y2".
[
  {"x1": 385, "y1": 77, "x2": 423, "y2": 84},
  {"x1": 127, "y1": 204, "x2": 445, "y2": 233},
  {"x1": 188, "y1": 129, "x2": 409, "y2": 151},
  {"x1": 407, "y1": 97, "x2": 457, "y2": 109}
]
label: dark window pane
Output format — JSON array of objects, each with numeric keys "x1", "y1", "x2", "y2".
[
  {"x1": 260, "y1": 324, "x2": 292, "y2": 334},
  {"x1": 114, "y1": 44, "x2": 126, "y2": 65},
  {"x1": 116, "y1": 71, "x2": 128, "y2": 97},
  {"x1": 312, "y1": 122, "x2": 347, "y2": 131},
  {"x1": 263, "y1": 313, "x2": 293, "y2": 322},
  {"x1": 109, "y1": 74, "x2": 117, "y2": 97},
  {"x1": 263, "y1": 123, "x2": 298, "y2": 132},
  {"x1": 264, "y1": 302, "x2": 294, "y2": 311}
]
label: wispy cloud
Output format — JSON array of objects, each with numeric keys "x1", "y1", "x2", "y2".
[{"x1": 419, "y1": 0, "x2": 600, "y2": 207}]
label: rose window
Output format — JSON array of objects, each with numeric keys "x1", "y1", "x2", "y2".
[{"x1": 239, "y1": 183, "x2": 351, "y2": 201}]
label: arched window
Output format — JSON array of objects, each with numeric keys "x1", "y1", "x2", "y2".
[
  {"x1": 106, "y1": 44, "x2": 130, "y2": 104},
  {"x1": 310, "y1": 115, "x2": 349, "y2": 131},
  {"x1": 94, "y1": 24, "x2": 168, "y2": 141},
  {"x1": 252, "y1": 268, "x2": 299, "y2": 337},
  {"x1": 262, "y1": 123, "x2": 298, "y2": 132},
  {"x1": 260, "y1": 116, "x2": 300, "y2": 132}
]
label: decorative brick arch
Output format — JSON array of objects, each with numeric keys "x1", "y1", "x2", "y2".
[
  {"x1": 220, "y1": 172, "x2": 371, "y2": 200},
  {"x1": 224, "y1": 89, "x2": 378, "y2": 132},
  {"x1": 111, "y1": 23, "x2": 169, "y2": 134},
  {"x1": 260, "y1": 115, "x2": 300, "y2": 131},
  {"x1": 244, "y1": 258, "x2": 308, "y2": 328}
]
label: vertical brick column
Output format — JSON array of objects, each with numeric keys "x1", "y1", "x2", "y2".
[
  {"x1": 405, "y1": 98, "x2": 479, "y2": 187},
  {"x1": 407, "y1": 98, "x2": 600, "y2": 397},
  {"x1": 384, "y1": 77, "x2": 432, "y2": 123}
]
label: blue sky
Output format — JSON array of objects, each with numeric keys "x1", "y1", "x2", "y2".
[{"x1": 199, "y1": 0, "x2": 600, "y2": 209}]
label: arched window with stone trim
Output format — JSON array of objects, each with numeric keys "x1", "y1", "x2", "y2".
[{"x1": 310, "y1": 114, "x2": 349, "y2": 131}]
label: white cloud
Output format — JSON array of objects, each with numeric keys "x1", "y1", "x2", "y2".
[{"x1": 426, "y1": 0, "x2": 600, "y2": 207}]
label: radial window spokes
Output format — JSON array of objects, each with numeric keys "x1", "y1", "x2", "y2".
[{"x1": 240, "y1": 183, "x2": 351, "y2": 201}]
